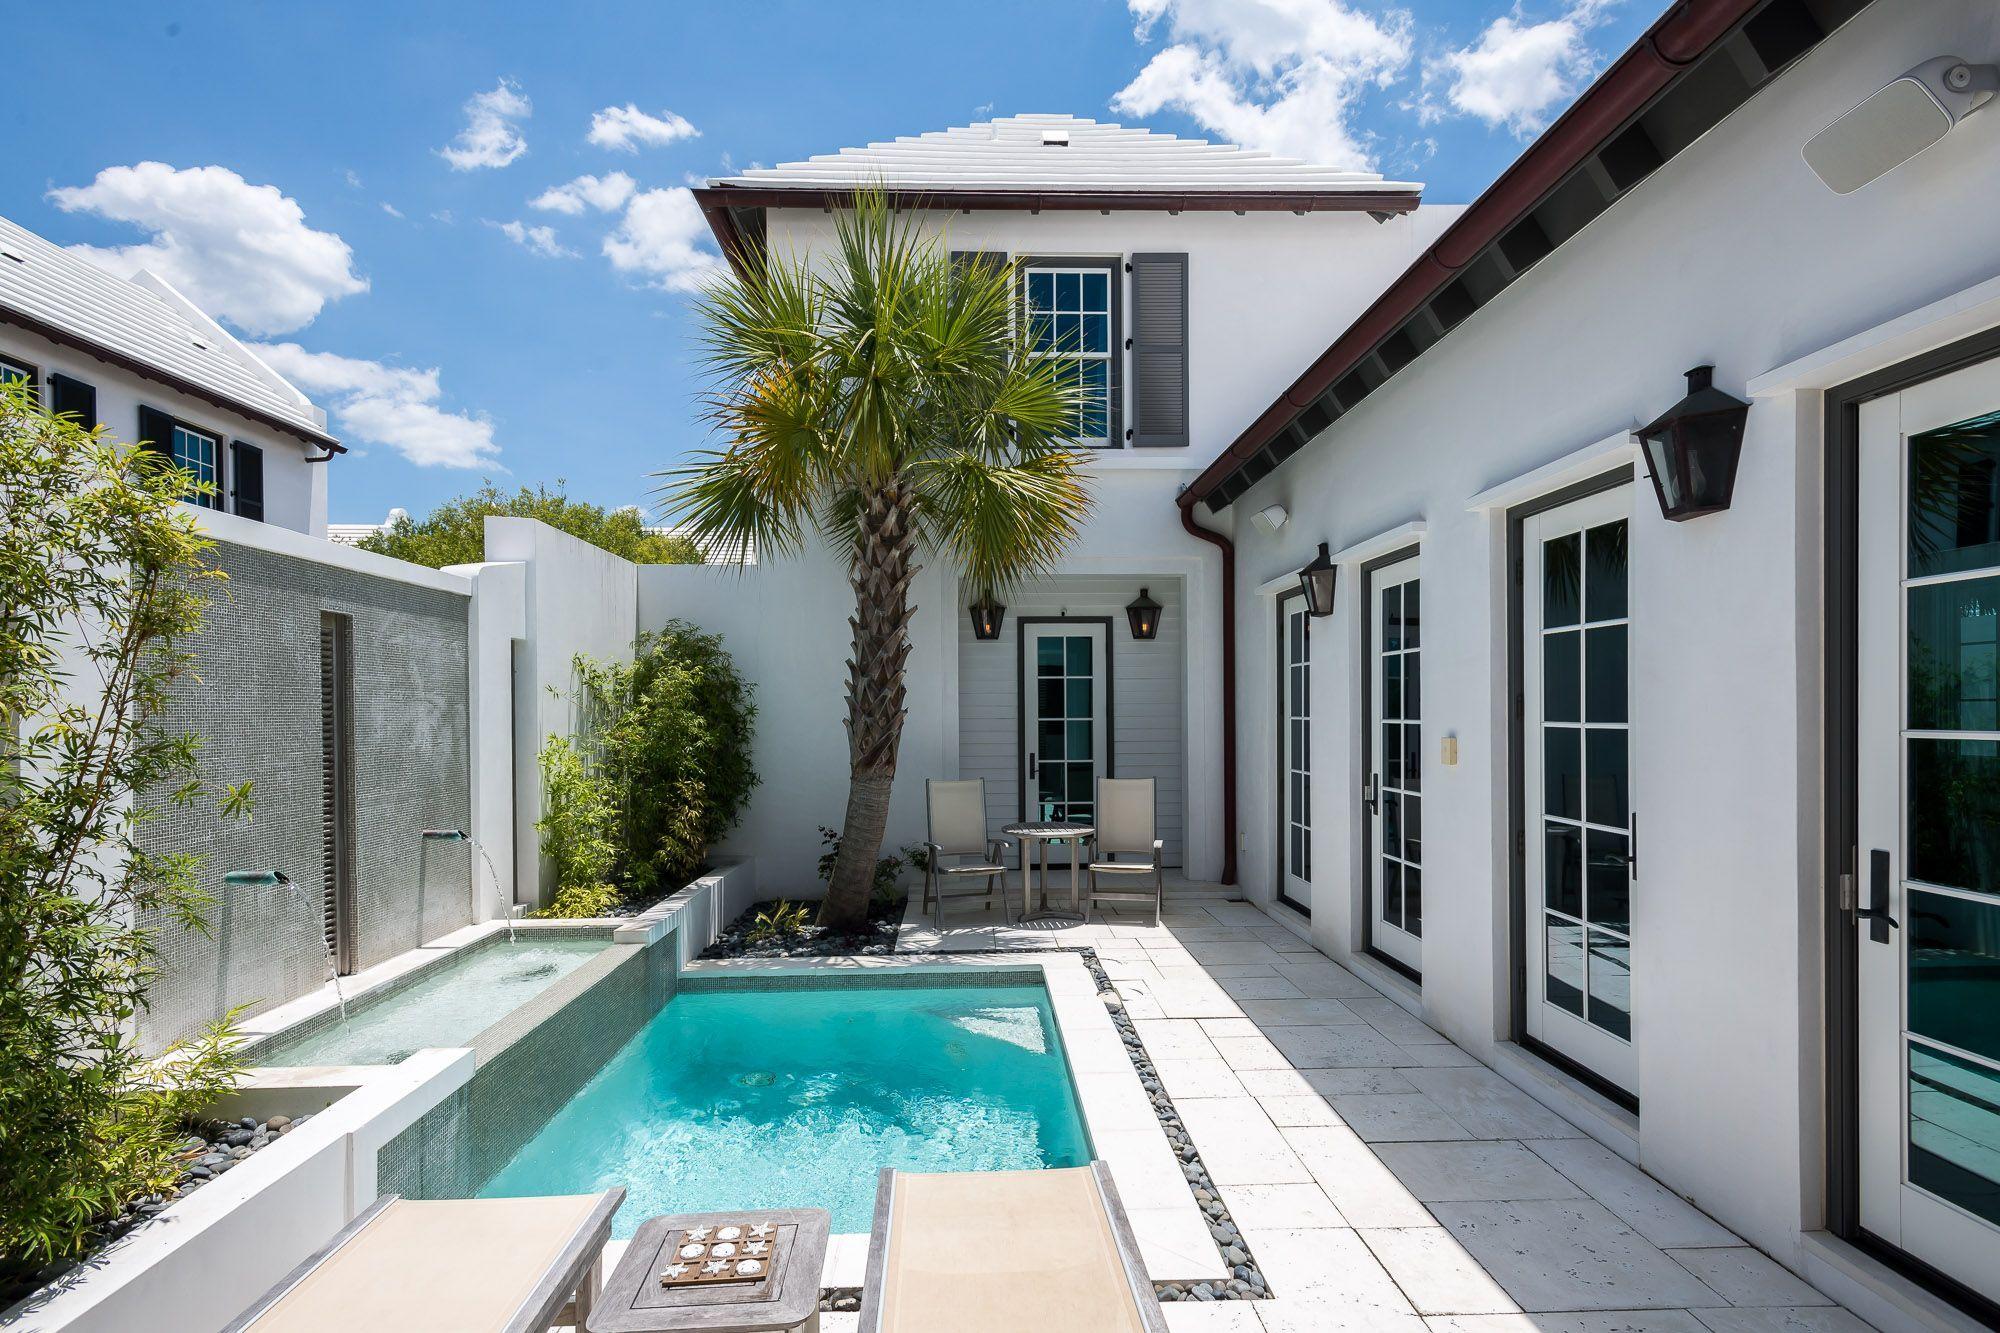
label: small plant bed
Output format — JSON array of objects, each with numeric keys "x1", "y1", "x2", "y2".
[
  {"x1": 700, "y1": 897, "x2": 902, "y2": 959},
  {"x1": 2, "y1": 1112, "x2": 310, "y2": 1307}
]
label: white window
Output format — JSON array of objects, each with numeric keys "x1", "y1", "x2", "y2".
[
  {"x1": 172, "y1": 424, "x2": 221, "y2": 508},
  {"x1": 1025, "y1": 267, "x2": 1112, "y2": 446},
  {"x1": 0, "y1": 356, "x2": 35, "y2": 387}
]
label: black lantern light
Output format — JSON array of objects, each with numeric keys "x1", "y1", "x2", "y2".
[
  {"x1": 970, "y1": 591, "x2": 1007, "y2": 641},
  {"x1": 1637, "y1": 365, "x2": 1750, "y2": 521},
  {"x1": 1299, "y1": 542, "x2": 1337, "y2": 617},
  {"x1": 1126, "y1": 587, "x2": 1163, "y2": 640}
]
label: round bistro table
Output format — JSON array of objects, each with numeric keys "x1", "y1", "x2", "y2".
[{"x1": 1002, "y1": 821, "x2": 1094, "y2": 925}]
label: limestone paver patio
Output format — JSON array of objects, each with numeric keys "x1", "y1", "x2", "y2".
[{"x1": 859, "y1": 889, "x2": 1879, "y2": 1333}]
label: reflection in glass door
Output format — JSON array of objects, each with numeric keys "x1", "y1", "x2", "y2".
[
  {"x1": 1522, "y1": 485, "x2": 1635, "y2": 1095},
  {"x1": 1279, "y1": 592, "x2": 1312, "y2": 915},
  {"x1": 1021, "y1": 623, "x2": 1108, "y2": 827},
  {"x1": 1368, "y1": 555, "x2": 1422, "y2": 973},
  {"x1": 1857, "y1": 357, "x2": 2000, "y2": 1305}
]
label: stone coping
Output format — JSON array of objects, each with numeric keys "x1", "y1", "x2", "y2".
[{"x1": 680, "y1": 953, "x2": 1224, "y2": 1289}]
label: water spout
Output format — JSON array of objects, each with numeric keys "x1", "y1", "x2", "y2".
[
  {"x1": 418, "y1": 830, "x2": 513, "y2": 941},
  {"x1": 225, "y1": 870, "x2": 346, "y2": 1020}
]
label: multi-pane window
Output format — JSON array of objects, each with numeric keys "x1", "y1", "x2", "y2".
[
  {"x1": 0, "y1": 356, "x2": 34, "y2": 387},
  {"x1": 172, "y1": 424, "x2": 221, "y2": 509},
  {"x1": 1285, "y1": 603, "x2": 1311, "y2": 884},
  {"x1": 1025, "y1": 268, "x2": 1112, "y2": 446},
  {"x1": 1380, "y1": 574, "x2": 1422, "y2": 939},
  {"x1": 1540, "y1": 519, "x2": 1630, "y2": 1040},
  {"x1": 1034, "y1": 634, "x2": 1097, "y2": 825}
]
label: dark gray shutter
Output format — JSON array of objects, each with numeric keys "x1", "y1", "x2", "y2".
[
  {"x1": 49, "y1": 374, "x2": 95, "y2": 428},
  {"x1": 136, "y1": 405, "x2": 176, "y2": 468},
  {"x1": 949, "y1": 250, "x2": 1008, "y2": 285},
  {"x1": 230, "y1": 441, "x2": 265, "y2": 521},
  {"x1": 1128, "y1": 252, "x2": 1189, "y2": 448}
]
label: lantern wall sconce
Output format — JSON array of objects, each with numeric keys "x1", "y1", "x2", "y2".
[
  {"x1": 970, "y1": 592, "x2": 1007, "y2": 641},
  {"x1": 1637, "y1": 365, "x2": 1751, "y2": 522},
  {"x1": 1126, "y1": 587, "x2": 1163, "y2": 640},
  {"x1": 1299, "y1": 542, "x2": 1337, "y2": 617}
]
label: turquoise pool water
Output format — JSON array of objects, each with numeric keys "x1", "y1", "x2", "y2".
[
  {"x1": 255, "y1": 937, "x2": 604, "y2": 1067},
  {"x1": 477, "y1": 981, "x2": 1092, "y2": 1234}
]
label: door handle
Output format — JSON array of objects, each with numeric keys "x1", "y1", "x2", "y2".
[
  {"x1": 1363, "y1": 773, "x2": 1380, "y2": 812},
  {"x1": 1028, "y1": 753, "x2": 1038, "y2": 779},
  {"x1": 1859, "y1": 848, "x2": 1900, "y2": 943}
]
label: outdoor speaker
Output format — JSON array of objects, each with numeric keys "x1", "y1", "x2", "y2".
[{"x1": 1804, "y1": 56, "x2": 1996, "y2": 195}]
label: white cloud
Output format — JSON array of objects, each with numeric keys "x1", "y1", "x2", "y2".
[
  {"x1": 49, "y1": 162, "x2": 367, "y2": 336},
  {"x1": 381, "y1": 201, "x2": 404, "y2": 218},
  {"x1": 1110, "y1": 0, "x2": 1413, "y2": 169},
  {"x1": 490, "y1": 218, "x2": 577, "y2": 258},
  {"x1": 586, "y1": 104, "x2": 699, "y2": 153},
  {"x1": 602, "y1": 186, "x2": 724, "y2": 292},
  {"x1": 439, "y1": 78, "x2": 531, "y2": 170},
  {"x1": 529, "y1": 171, "x2": 637, "y2": 215},
  {"x1": 252, "y1": 342, "x2": 500, "y2": 469},
  {"x1": 1424, "y1": 2, "x2": 1613, "y2": 136},
  {"x1": 344, "y1": 169, "x2": 363, "y2": 188}
]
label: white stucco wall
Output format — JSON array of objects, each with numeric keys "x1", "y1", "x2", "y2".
[
  {"x1": 0, "y1": 323, "x2": 331, "y2": 536},
  {"x1": 484, "y1": 516, "x2": 640, "y2": 905},
  {"x1": 1222, "y1": 0, "x2": 2000, "y2": 1270}
]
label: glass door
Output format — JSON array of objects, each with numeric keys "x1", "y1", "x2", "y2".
[
  {"x1": 1279, "y1": 591, "x2": 1312, "y2": 915},
  {"x1": 1367, "y1": 555, "x2": 1422, "y2": 972},
  {"x1": 1021, "y1": 623, "x2": 1109, "y2": 827},
  {"x1": 1522, "y1": 485, "x2": 1635, "y2": 1095},
  {"x1": 1857, "y1": 356, "x2": 2000, "y2": 1304}
]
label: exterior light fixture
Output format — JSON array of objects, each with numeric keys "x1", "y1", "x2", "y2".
[
  {"x1": 1637, "y1": 365, "x2": 1750, "y2": 522},
  {"x1": 1126, "y1": 587, "x2": 1163, "y2": 640},
  {"x1": 970, "y1": 591, "x2": 1007, "y2": 641},
  {"x1": 1254, "y1": 503, "x2": 1289, "y2": 534},
  {"x1": 1804, "y1": 57, "x2": 1997, "y2": 194},
  {"x1": 1298, "y1": 542, "x2": 1337, "y2": 617}
]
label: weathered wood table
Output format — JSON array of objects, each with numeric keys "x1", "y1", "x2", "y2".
[
  {"x1": 1003, "y1": 821, "x2": 1094, "y2": 924},
  {"x1": 587, "y1": 1207, "x2": 829, "y2": 1333}
]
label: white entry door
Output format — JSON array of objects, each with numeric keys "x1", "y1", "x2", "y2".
[
  {"x1": 1280, "y1": 592, "x2": 1312, "y2": 914},
  {"x1": 1522, "y1": 484, "x2": 1636, "y2": 1095},
  {"x1": 1856, "y1": 355, "x2": 2000, "y2": 1303},
  {"x1": 1368, "y1": 555, "x2": 1422, "y2": 973},
  {"x1": 1022, "y1": 622, "x2": 1109, "y2": 827}
]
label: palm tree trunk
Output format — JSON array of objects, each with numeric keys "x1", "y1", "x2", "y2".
[{"x1": 824, "y1": 483, "x2": 917, "y2": 930}]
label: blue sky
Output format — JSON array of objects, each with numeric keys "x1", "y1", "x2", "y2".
[{"x1": 3, "y1": 0, "x2": 1648, "y2": 524}]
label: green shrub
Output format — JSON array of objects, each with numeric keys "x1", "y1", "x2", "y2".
[
  {"x1": 0, "y1": 381, "x2": 249, "y2": 1269},
  {"x1": 815, "y1": 827, "x2": 913, "y2": 915},
  {"x1": 535, "y1": 735, "x2": 618, "y2": 906},
  {"x1": 745, "y1": 900, "x2": 812, "y2": 944},
  {"x1": 535, "y1": 882, "x2": 621, "y2": 919},
  {"x1": 357, "y1": 482, "x2": 703, "y2": 568}
]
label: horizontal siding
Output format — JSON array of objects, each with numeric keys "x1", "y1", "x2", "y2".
[{"x1": 958, "y1": 575, "x2": 1186, "y2": 866}]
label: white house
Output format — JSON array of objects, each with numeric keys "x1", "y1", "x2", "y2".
[
  {"x1": 0, "y1": 212, "x2": 339, "y2": 535},
  {"x1": 649, "y1": 0, "x2": 2000, "y2": 1324}
]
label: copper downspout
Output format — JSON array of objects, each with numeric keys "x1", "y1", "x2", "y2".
[{"x1": 1180, "y1": 498, "x2": 1238, "y2": 886}]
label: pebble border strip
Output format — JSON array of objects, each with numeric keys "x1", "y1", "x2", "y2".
[{"x1": 802, "y1": 943, "x2": 1273, "y2": 1312}]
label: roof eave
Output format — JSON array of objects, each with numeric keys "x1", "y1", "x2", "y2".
[{"x1": 0, "y1": 300, "x2": 345, "y2": 454}]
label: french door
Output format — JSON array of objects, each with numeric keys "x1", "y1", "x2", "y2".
[
  {"x1": 1279, "y1": 592, "x2": 1312, "y2": 915},
  {"x1": 1367, "y1": 555, "x2": 1422, "y2": 972},
  {"x1": 1856, "y1": 355, "x2": 2000, "y2": 1303},
  {"x1": 1522, "y1": 485, "x2": 1635, "y2": 1095},
  {"x1": 1022, "y1": 622, "x2": 1108, "y2": 828}
]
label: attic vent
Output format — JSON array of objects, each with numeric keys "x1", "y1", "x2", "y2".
[{"x1": 1042, "y1": 129, "x2": 1070, "y2": 147}]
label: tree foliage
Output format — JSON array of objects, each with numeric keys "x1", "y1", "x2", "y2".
[
  {"x1": 661, "y1": 191, "x2": 1094, "y2": 928},
  {"x1": 358, "y1": 482, "x2": 704, "y2": 568},
  {"x1": 0, "y1": 382, "x2": 247, "y2": 1272}
]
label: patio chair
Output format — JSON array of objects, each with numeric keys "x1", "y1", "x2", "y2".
[
  {"x1": 222, "y1": 1189, "x2": 623, "y2": 1333},
  {"x1": 922, "y1": 777, "x2": 1009, "y2": 929},
  {"x1": 1085, "y1": 777, "x2": 1166, "y2": 926},
  {"x1": 857, "y1": 1163, "x2": 1167, "y2": 1333}
]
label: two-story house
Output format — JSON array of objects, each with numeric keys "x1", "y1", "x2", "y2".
[
  {"x1": 679, "y1": 113, "x2": 1461, "y2": 885},
  {"x1": 0, "y1": 212, "x2": 339, "y2": 535}
]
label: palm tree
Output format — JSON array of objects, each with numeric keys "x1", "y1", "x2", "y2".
[{"x1": 661, "y1": 192, "x2": 1095, "y2": 930}]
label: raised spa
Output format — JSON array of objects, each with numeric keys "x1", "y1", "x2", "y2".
[{"x1": 476, "y1": 979, "x2": 1092, "y2": 1233}]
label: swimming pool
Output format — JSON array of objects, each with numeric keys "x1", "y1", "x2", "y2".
[
  {"x1": 475, "y1": 979, "x2": 1092, "y2": 1233},
  {"x1": 253, "y1": 936, "x2": 606, "y2": 1067}
]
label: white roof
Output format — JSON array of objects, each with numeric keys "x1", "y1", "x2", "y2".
[
  {"x1": 709, "y1": 113, "x2": 1420, "y2": 197},
  {"x1": 0, "y1": 212, "x2": 332, "y2": 443}
]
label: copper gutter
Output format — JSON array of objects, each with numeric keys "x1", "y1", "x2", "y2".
[
  {"x1": 1178, "y1": 0, "x2": 1771, "y2": 510},
  {"x1": 1180, "y1": 501, "x2": 1238, "y2": 886}
]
